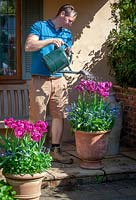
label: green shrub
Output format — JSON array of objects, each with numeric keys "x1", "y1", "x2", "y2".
[
  {"x1": 106, "y1": 0, "x2": 136, "y2": 88},
  {"x1": 0, "y1": 180, "x2": 16, "y2": 200}
]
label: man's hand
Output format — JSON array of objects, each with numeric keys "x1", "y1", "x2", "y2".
[
  {"x1": 52, "y1": 38, "x2": 64, "y2": 48},
  {"x1": 65, "y1": 47, "x2": 72, "y2": 56}
]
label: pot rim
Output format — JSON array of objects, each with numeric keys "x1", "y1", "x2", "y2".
[
  {"x1": 75, "y1": 130, "x2": 110, "y2": 135},
  {"x1": 3, "y1": 171, "x2": 47, "y2": 180}
]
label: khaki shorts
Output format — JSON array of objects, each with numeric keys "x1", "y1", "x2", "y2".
[{"x1": 29, "y1": 76, "x2": 68, "y2": 122}]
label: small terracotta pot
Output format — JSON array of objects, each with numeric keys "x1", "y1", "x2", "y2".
[
  {"x1": 4, "y1": 172, "x2": 47, "y2": 200},
  {"x1": 75, "y1": 130, "x2": 110, "y2": 169}
]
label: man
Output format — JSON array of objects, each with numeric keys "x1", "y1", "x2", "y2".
[{"x1": 25, "y1": 4, "x2": 77, "y2": 164}]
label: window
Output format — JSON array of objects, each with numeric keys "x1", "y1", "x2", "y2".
[
  {"x1": 0, "y1": 0, "x2": 21, "y2": 81},
  {"x1": 0, "y1": 0, "x2": 43, "y2": 82}
]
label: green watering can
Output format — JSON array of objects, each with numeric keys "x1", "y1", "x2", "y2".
[
  {"x1": 42, "y1": 43, "x2": 73, "y2": 74},
  {"x1": 42, "y1": 43, "x2": 95, "y2": 78}
]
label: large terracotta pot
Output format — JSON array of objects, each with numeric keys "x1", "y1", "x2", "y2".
[
  {"x1": 75, "y1": 130, "x2": 110, "y2": 169},
  {"x1": 4, "y1": 172, "x2": 46, "y2": 200}
]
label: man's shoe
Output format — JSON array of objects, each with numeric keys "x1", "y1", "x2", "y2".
[{"x1": 50, "y1": 147, "x2": 73, "y2": 164}]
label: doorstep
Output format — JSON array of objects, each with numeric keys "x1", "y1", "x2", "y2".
[
  {"x1": 42, "y1": 141, "x2": 136, "y2": 188},
  {"x1": 1, "y1": 142, "x2": 136, "y2": 189}
]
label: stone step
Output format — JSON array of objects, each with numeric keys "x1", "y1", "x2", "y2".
[
  {"x1": 41, "y1": 144, "x2": 136, "y2": 188},
  {"x1": 1, "y1": 143, "x2": 136, "y2": 190}
]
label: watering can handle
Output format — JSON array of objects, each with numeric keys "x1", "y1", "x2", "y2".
[
  {"x1": 64, "y1": 43, "x2": 73, "y2": 64},
  {"x1": 55, "y1": 43, "x2": 73, "y2": 64}
]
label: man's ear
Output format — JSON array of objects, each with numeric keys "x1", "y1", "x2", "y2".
[{"x1": 60, "y1": 11, "x2": 65, "y2": 17}]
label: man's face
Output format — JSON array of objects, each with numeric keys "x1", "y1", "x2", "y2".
[{"x1": 60, "y1": 12, "x2": 77, "y2": 28}]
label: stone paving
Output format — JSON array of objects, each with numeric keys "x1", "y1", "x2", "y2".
[
  {"x1": 40, "y1": 179, "x2": 136, "y2": 200},
  {"x1": 40, "y1": 142, "x2": 136, "y2": 199},
  {"x1": 41, "y1": 142, "x2": 136, "y2": 188}
]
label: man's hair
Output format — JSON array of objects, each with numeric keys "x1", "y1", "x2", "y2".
[{"x1": 56, "y1": 4, "x2": 77, "y2": 17}]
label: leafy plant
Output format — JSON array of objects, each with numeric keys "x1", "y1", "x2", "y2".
[
  {"x1": 0, "y1": 0, "x2": 15, "y2": 14},
  {"x1": 106, "y1": 0, "x2": 136, "y2": 87},
  {"x1": 66, "y1": 79, "x2": 118, "y2": 132},
  {"x1": 95, "y1": 175, "x2": 105, "y2": 184},
  {"x1": 0, "y1": 180, "x2": 16, "y2": 200},
  {"x1": 0, "y1": 118, "x2": 52, "y2": 175}
]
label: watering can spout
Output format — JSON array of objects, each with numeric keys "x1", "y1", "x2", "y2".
[
  {"x1": 60, "y1": 68, "x2": 95, "y2": 80},
  {"x1": 79, "y1": 69, "x2": 91, "y2": 76},
  {"x1": 78, "y1": 69, "x2": 95, "y2": 80}
]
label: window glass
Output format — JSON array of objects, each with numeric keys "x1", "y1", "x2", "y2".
[{"x1": 0, "y1": 0, "x2": 16, "y2": 76}]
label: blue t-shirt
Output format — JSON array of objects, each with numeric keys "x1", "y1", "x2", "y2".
[{"x1": 29, "y1": 19, "x2": 73, "y2": 77}]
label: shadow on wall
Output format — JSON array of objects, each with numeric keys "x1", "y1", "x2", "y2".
[
  {"x1": 63, "y1": 0, "x2": 113, "y2": 88},
  {"x1": 72, "y1": 0, "x2": 108, "y2": 41},
  {"x1": 78, "y1": 42, "x2": 115, "y2": 82}
]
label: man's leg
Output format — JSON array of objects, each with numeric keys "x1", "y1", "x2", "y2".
[
  {"x1": 49, "y1": 77, "x2": 73, "y2": 164},
  {"x1": 29, "y1": 76, "x2": 51, "y2": 122},
  {"x1": 50, "y1": 118, "x2": 73, "y2": 164},
  {"x1": 51, "y1": 118, "x2": 64, "y2": 144}
]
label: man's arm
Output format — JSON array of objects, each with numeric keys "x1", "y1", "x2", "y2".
[{"x1": 25, "y1": 34, "x2": 64, "y2": 52}]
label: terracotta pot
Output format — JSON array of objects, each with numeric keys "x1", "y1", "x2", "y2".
[
  {"x1": 4, "y1": 172, "x2": 46, "y2": 200},
  {"x1": 75, "y1": 130, "x2": 110, "y2": 169}
]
